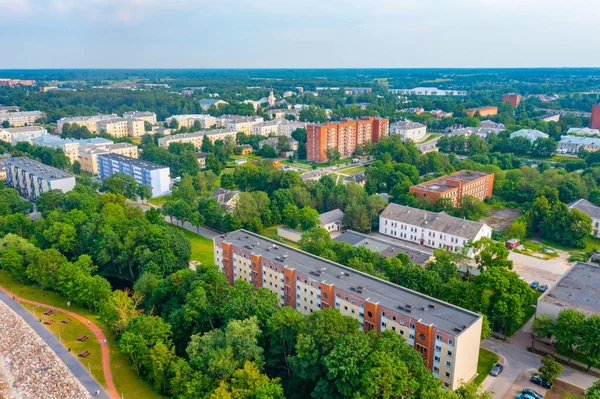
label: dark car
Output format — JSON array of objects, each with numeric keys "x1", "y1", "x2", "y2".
[
  {"x1": 516, "y1": 394, "x2": 537, "y2": 399},
  {"x1": 538, "y1": 284, "x2": 548, "y2": 292},
  {"x1": 530, "y1": 375, "x2": 553, "y2": 389},
  {"x1": 521, "y1": 388, "x2": 544, "y2": 399},
  {"x1": 489, "y1": 363, "x2": 504, "y2": 376},
  {"x1": 530, "y1": 281, "x2": 539, "y2": 289}
]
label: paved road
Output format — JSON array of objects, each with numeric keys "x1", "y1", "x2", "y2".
[
  {"x1": 508, "y1": 250, "x2": 570, "y2": 287},
  {"x1": 480, "y1": 337, "x2": 597, "y2": 398},
  {"x1": 0, "y1": 289, "x2": 111, "y2": 399}
]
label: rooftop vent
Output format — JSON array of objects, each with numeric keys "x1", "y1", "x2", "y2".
[{"x1": 428, "y1": 304, "x2": 436, "y2": 309}]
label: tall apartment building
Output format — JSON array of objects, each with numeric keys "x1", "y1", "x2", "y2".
[
  {"x1": 464, "y1": 106, "x2": 498, "y2": 117},
  {"x1": 123, "y1": 111, "x2": 157, "y2": 125},
  {"x1": 0, "y1": 111, "x2": 45, "y2": 127},
  {"x1": 97, "y1": 153, "x2": 170, "y2": 197},
  {"x1": 158, "y1": 129, "x2": 238, "y2": 149},
  {"x1": 57, "y1": 114, "x2": 118, "y2": 134},
  {"x1": 252, "y1": 119, "x2": 306, "y2": 137},
  {"x1": 214, "y1": 230, "x2": 483, "y2": 389},
  {"x1": 5, "y1": 157, "x2": 76, "y2": 200},
  {"x1": 306, "y1": 117, "x2": 389, "y2": 162},
  {"x1": 79, "y1": 143, "x2": 139, "y2": 174},
  {"x1": 390, "y1": 120, "x2": 427, "y2": 142},
  {"x1": 409, "y1": 170, "x2": 494, "y2": 207},
  {"x1": 502, "y1": 94, "x2": 521, "y2": 109},
  {"x1": 379, "y1": 203, "x2": 492, "y2": 258},
  {"x1": 591, "y1": 105, "x2": 600, "y2": 131},
  {"x1": 0, "y1": 126, "x2": 47, "y2": 145},
  {"x1": 165, "y1": 114, "x2": 217, "y2": 129}
]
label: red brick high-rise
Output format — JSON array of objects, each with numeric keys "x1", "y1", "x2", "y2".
[
  {"x1": 306, "y1": 117, "x2": 389, "y2": 162},
  {"x1": 502, "y1": 94, "x2": 521, "y2": 109},
  {"x1": 591, "y1": 105, "x2": 600, "y2": 130}
]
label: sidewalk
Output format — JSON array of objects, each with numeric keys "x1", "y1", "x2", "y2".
[{"x1": 0, "y1": 289, "x2": 110, "y2": 398}]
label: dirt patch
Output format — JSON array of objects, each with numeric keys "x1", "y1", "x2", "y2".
[
  {"x1": 545, "y1": 379, "x2": 585, "y2": 399},
  {"x1": 482, "y1": 208, "x2": 522, "y2": 231}
]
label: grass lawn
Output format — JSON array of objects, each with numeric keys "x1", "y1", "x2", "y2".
[
  {"x1": 0, "y1": 270, "x2": 163, "y2": 399},
  {"x1": 337, "y1": 166, "x2": 366, "y2": 175},
  {"x1": 260, "y1": 225, "x2": 301, "y2": 248},
  {"x1": 173, "y1": 226, "x2": 215, "y2": 266},
  {"x1": 474, "y1": 348, "x2": 499, "y2": 386},
  {"x1": 516, "y1": 240, "x2": 560, "y2": 259},
  {"x1": 148, "y1": 194, "x2": 171, "y2": 206},
  {"x1": 545, "y1": 379, "x2": 585, "y2": 399},
  {"x1": 541, "y1": 236, "x2": 600, "y2": 253},
  {"x1": 415, "y1": 133, "x2": 441, "y2": 144},
  {"x1": 281, "y1": 160, "x2": 311, "y2": 170}
]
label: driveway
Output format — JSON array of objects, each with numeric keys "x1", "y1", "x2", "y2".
[
  {"x1": 508, "y1": 251, "x2": 570, "y2": 287},
  {"x1": 480, "y1": 338, "x2": 597, "y2": 398}
]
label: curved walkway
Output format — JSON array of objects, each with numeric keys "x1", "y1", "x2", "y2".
[{"x1": 0, "y1": 286, "x2": 119, "y2": 399}]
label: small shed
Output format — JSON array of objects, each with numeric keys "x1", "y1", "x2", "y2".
[{"x1": 505, "y1": 238, "x2": 520, "y2": 250}]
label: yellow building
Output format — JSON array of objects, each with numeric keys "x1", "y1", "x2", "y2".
[
  {"x1": 157, "y1": 129, "x2": 237, "y2": 149},
  {"x1": 127, "y1": 119, "x2": 145, "y2": 137},
  {"x1": 57, "y1": 114, "x2": 117, "y2": 134},
  {"x1": 79, "y1": 143, "x2": 139, "y2": 174}
]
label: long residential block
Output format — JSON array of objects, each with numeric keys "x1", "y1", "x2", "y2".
[
  {"x1": 97, "y1": 153, "x2": 170, "y2": 197},
  {"x1": 4, "y1": 157, "x2": 76, "y2": 200},
  {"x1": 213, "y1": 229, "x2": 483, "y2": 390},
  {"x1": 157, "y1": 129, "x2": 238, "y2": 149}
]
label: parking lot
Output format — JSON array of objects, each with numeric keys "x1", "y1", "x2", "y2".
[{"x1": 508, "y1": 250, "x2": 571, "y2": 288}]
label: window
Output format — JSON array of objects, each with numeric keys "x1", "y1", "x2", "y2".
[
  {"x1": 434, "y1": 356, "x2": 440, "y2": 363},
  {"x1": 448, "y1": 339, "x2": 453, "y2": 346},
  {"x1": 344, "y1": 306, "x2": 348, "y2": 311},
  {"x1": 409, "y1": 334, "x2": 415, "y2": 340},
  {"x1": 435, "y1": 345, "x2": 441, "y2": 352},
  {"x1": 433, "y1": 366, "x2": 439, "y2": 373},
  {"x1": 446, "y1": 361, "x2": 451, "y2": 367},
  {"x1": 436, "y1": 334, "x2": 442, "y2": 341},
  {"x1": 447, "y1": 350, "x2": 453, "y2": 357},
  {"x1": 392, "y1": 316, "x2": 397, "y2": 321},
  {"x1": 445, "y1": 372, "x2": 450, "y2": 378}
]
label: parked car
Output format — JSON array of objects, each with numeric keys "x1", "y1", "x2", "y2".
[
  {"x1": 530, "y1": 281, "x2": 539, "y2": 289},
  {"x1": 538, "y1": 284, "x2": 548, "y2": 292},
  {"x1": 489, "y1": 363, "x2": 504, "y2": 376},
  {"x1": 521, "y1": 389, "x2": 543, "y2": 399},
  {"x1": 517, "y1": 394, "x2": 537, "y2": 399},
  {"x1": 530, "y1": 375, "x2": 553, "y2": 389}
]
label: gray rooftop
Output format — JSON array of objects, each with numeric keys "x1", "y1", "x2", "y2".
[
  {"x1": 411, "y1": 170, "x2": 492, "y2": 193},
  {"x1": 218, "y1": 230, "x2": 481, "y2": 334},
  {"x1": 568, "y1": 199, "x2": 600, "y2": 220},
  {"x1": 319, "y1": 209, "x2": 345, "y2": 225},
  {"x1": 5, "y1": 157, "x2": 74, "y2": 181},
  {"x1": 380, "y1": 203, "x2": 489, "y2": 240},
  {"x1": 540, "y1": 262, "x2": 600, "y2": 316},
  {"x1": 98, "y1": 153, "x2": 167, "y2": 170},
  {"x1": 334, "y1": 230, "x2": 433, "y2": 265},
  {"x1": 0, "y1": 126, "x2": 47, "y2": 134}
]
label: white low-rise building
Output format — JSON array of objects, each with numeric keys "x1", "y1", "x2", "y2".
[
  {"x1": 0, "y1": 126, "x2": 47, "y2": 145},
  {"x1": 30, "y1": 135, "x2": 80, "y2": 164},
  {"x1": 216, "y1": 115, "x2": 264, "y2": 135},
  {"x1": 165, "y1": 114, "x2": 216, "y2": 129},
  {"x1": 510, "y1": 129, "x2": 549, "y2": 142},
  {"x1": 158, "y1": 129, "x2": 237, "y2": 149},
  {"x1": 567, "y1": 127, "x2": 600, "y2": 136},
  {"x1": 123, "y1": 111, "x2": 157, "y2": 125},
  {"x1": 319, "y1": 209, "x2": 345, "y2": 232},
  {"x1": 568, "y1": 199, "x2": 600, "y2": 237},
  {"x1": 0, "y1": 111, "x2": 45, "y2": 127},
  {"x1": 379, "y1": 203, "x2": 492, "y2": 258},
  {"x1": 390, "y1": 120, "x2": 427, "y2": 142},
  {"x1": 57, "y1": 114, "x2": 118, "y2": 134},
  {"x1": 559, "y1": 135, "x2": 600, "y2": 153},
  {"x1": 252, "y1": 119, "x2": 306, "y2": 137}
]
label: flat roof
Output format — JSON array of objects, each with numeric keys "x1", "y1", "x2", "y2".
[
  {"x1": 98, "y1": 153, "x2": 167, "y2": 170},
  {"x1": 218, "y1": 230, "x2": 482, "y2": 334},
  {"x1": 412, "y1": 170, "x2": 493, "y2": 193},
  {"x1": 334, "y1": 230, "x2": 433, "y2": 265},
  {"x1": 539, "y1": 262, "x2": 600, "y2": 316},
  {"x1": 5, "y1": 157, "x2": 74, "y2": 180}
]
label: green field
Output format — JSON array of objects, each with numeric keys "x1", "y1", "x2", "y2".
[
  {"x1": 474, "y1": 348, "x2": 499, "y2": 386},
  {"x1": 148, "y1": 195, "x2": 171, "y2": 206},
  {"x1": 261, "y1": 225, "x2": 301, "y2": 248},
  {"x1": 541, "y1": 235, "x2": 600, "y2": 253},
  {"x1": 337, "y1": 166, "x2": 366, "y2": 175},
  {"x1": 174, "y1": 226, "x2": 215, "y2": 266},
  {"x1": 0, "y1": 270, "x2": 163, "y2": 399},
  {"x1": 416, "y1": 133, "x2": 441, "y2": 144}
]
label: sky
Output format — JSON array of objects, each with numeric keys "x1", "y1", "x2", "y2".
[{"x1": 1, "y1": 0, "x2": 599, "y2": 69}]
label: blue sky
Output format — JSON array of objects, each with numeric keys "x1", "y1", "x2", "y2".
[{"x1": 1, "y1": 0, "x2": 599, "y2": 68}]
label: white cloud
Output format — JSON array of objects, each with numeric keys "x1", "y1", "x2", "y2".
[{"x1": 0, "y1": 0, "x2": 34, "y2": 15}]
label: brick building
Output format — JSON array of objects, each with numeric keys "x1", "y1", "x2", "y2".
[
  {"x1": 502, "y1": 94, "x2": 521, "y2": 109},
  {"x1": 409, "y1": 170, "x2": 494, "y2": 207},
  {"x1": 464, "y1": 106, "x2": 498, "y2": 117},
  {"x1": 306, "y1": 117, "x2": 389, "y2": 162},
  {"x1": 214, "y1": 230, "x2": 483, "y2": 390},
  {"x1": 591, "y1": 105, "x2": 600, "y2": 131}
]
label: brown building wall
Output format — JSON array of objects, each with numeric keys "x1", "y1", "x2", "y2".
[
  {"x1": 363, "y1": 300, "x2": 380, "y2": 332},
  {"x1": 283, "y1": 268, "x2": 296, "y2": 308},
  {"x1": 591, "y1": 105, "x2": 600, "y2": 130},
  {"x1": 319, "y1": 282, "x2": 334, "y2": 309},
  {"x1": 464, "y1": 107, "x2": 498, "y2": 117},
  {"x1": 250, "y1": 254, "x2": 262, "y2": 290},
  {"x1": 415, "y1": 322, "x2": 435, "y2": 369},
  {"x1": 409, "y1": 172, "x2": 494, "y2": 207},
  {"x1": 221, "y1": 242, "x2": 234, "y2": 285},
  {"x1": 502, "y1": 94, "x2": 521, "y2": 109}
]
